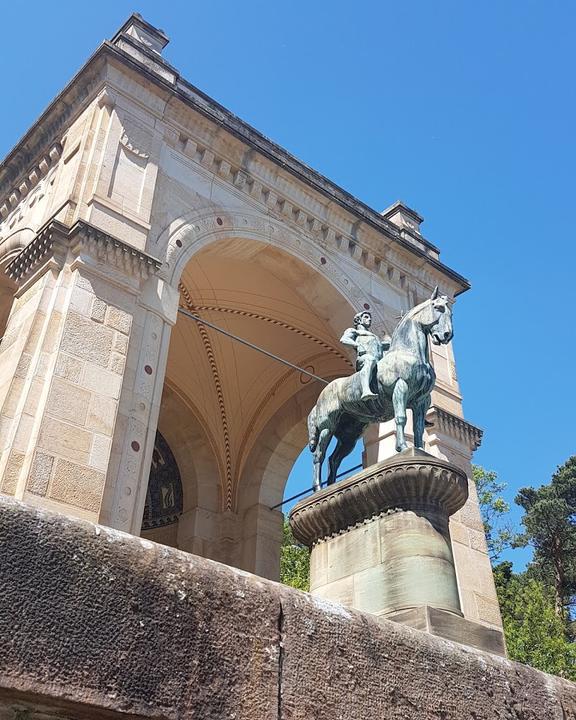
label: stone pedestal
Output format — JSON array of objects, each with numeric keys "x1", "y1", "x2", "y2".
[{"x1": 289, "y1": 448, "x2": 506, "y2": 656}]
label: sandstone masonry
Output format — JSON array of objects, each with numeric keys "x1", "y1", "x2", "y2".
[{"x1": 0, "y1": 497, "x2": 574, "y2": 720}]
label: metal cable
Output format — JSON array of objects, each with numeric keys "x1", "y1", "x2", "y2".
[
  {"x1": 177, "y1": 306, "x2": 330, "y2": 384},
  {"x1": 269, "y1": 463, "x2": 363, "y2": 510}
]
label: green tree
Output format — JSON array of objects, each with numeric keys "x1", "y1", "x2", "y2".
[
  {"x1": 494, "y1": 561, "x2": 576, "y2": 679},
  {"x1": 473, "y1": 465, "x2": 520, "y2": 563},
  {"x1": 515, "y1": 456, "x2": 576, "y2": 619},
  {"x1": 280, "y1": 518, "x2": 310, "y2": 591}
]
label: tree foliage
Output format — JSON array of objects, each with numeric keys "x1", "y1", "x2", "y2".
[
  {"x1": 280, "y1": 518, "x2": 310, "y2": 591},
  {"x1": 473, "y1": 465, "x2": 520, "y2": 562},
  {"x1": 515, "y1": 455, "x2": 576, "y2": 619},
  {"x1": 494, "y1": 562, "x2": 576, "y2": 679}
]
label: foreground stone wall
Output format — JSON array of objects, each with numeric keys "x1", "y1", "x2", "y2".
[{"x1": 0, "y1": 496, "x2": 574, "y2": 720}]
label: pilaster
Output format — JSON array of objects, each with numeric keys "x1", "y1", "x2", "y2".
[
  {"x1": 0, "y1": 220, "x2": 162, "y2": 525},
  {"x1": 425, "y1": 407, "x2": 503, "y2": 629}
]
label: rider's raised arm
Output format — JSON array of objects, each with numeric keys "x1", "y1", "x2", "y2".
[{"x1": 340, "y1": 327, "x2": 358, "y2": 347}]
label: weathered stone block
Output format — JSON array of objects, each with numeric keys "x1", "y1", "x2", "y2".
[
  {"x1": 109, "y1": 352, "x2": 126, "y2": 374},
  {"x1": 54, "y1": 352, "x2": 83, "y2": 383},
  {"x1": 91, "y1": 297, "x2": 107, "y2": 323},
  {"x1": 38, "y1": 417, "x2": 92, "y2": 464},
  {"x1": 49, "y1": 458, "x2": 105, "y2": 511},
  {"x1": 42, "y1": 311, "x2": 63, "y2": 354},
  {"x1": 89, "y1": 433, "x2": 112, "y2": 472},
  {"x1": 86, "y1": 395, "x2": 117, "y2": 435},
  {"x1": 2, "y1": 378, "x2": 25, "y2": 417},
  {"x1": 325, "y1": 521, "x2": 380, "y2": 583},
  {"x1": 27, "y1": 451, "x2": 55, "y2": 497},
  {"x1": 449, "y1": 517, "x2": 469, "y2": 546},
  {"x1": 105, "y1": 306, "x2": 132, "y2": 335},
  {"x1": 469, "y1": 527, "x2": 490, "y2": 553},
  {"x1": 46, "y1": 377, "x2": 91, "y2": 424},
  {"x1": 0, "y1": 497, "x2": 574, "y2": 720},
  {"x1": 0, "y1": 451, "x2": 24, "y2": 494},
  {"x1": 0, "y1": 497, "x2": 279, "y2": 719},
  {"x1": 60, "y1": 311, "x2": 114, "y2": 368},
  {"x1": 112, "y1": 332, "x2": 128, "y2": 355},
  {"x1": 81, "y1": 364, "x2": 121, "y2": 399},
  {"x1": 474, "y1": 592, "x2": 504, "y2": 626}
]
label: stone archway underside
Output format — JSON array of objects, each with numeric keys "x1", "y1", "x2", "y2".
[{"x1": 161, "y1": 237, "x2": 355, "y2": 572}]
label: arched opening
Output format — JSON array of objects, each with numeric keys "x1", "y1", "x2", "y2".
[
  {"x1": 144, "y1": 234, "x2": 363, "y2": 578},
  {"x1": 140, "y1": 429, "x2": 183, "y2": 548}
]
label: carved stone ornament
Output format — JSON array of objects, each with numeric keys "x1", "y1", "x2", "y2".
[
  {"x1": 6, "y1": 220, "x2": 161, "y2": 285},
  {"x1": 289, "y1": 448, "x2": 468, "y2": 547}
]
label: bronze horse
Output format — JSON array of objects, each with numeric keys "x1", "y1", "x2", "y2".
[{"x1": 307, "y1": 288, "x2": 453, "y2": 491}]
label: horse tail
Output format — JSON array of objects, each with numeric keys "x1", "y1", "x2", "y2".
[{"x1": 307, "y1": 405, "x2": 319, "y2": 452}]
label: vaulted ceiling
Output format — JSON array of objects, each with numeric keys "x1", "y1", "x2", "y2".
[{"x1": 165, "y1": 238, "x2": 354, "y2": 511}]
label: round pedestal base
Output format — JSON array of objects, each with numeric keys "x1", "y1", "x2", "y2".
[{"x1": 289, "y1": 448, "x2": 468, "y2": 618}]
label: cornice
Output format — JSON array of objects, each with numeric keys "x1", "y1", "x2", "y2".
[
  {"x1": 0, "y1": 51, "x2": 107, "y2": 202},
  {"x1": 0, "y1": 142, "x2": 62, "y2": 221},
  {"x1": 289, "y1": 448, "x2": 468, "y2": 547},
  {"x1": 1, "y1": 24, "x2": 471, "y2": 296},
  {"x1": 6, "y1": 219, "x2": 161, "y2": 285},
  {"x1": 428, "y1": 406, "x2": 483, "y2": 451}
]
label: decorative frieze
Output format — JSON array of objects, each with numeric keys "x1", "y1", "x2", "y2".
[
  {"x1": 0, "y1": 143, "x2": 62, "y2": 221},
  {"x1": 6, "y1": 220, "x2": 161, "y2": 285},
  {"x1": 428, "y1": 406, "x2": 483, "y2": 451},
  {"x1": 161, "y1": 128, "x2": 465, "y2": 301},
  {"x1": 289, "y1": 449, "x2": 468, "y2": 547}
]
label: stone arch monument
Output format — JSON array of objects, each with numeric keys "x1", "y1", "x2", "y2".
[{"x1": 0, "y1": 15, "x2": 501, "y2": 633}]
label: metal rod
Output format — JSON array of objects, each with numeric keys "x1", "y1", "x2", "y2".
[
  {"x1": 177, "y1": 306, "x2": 329, "y2": 384},
  {"x1": 270, "y1": 463, "x2": 363, "y2": 510}
]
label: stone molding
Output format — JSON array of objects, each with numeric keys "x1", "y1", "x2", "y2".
[
  {"x1": 179, "y1": 282, "x2": 233, "y2": 511},
  {"x1": 6, "y1": 220, "x2": 162, "y2": 285},
  {"x1": 0, "y1": 143, "x2": 62, "y2": 221},
  {"x1": 157, "y1": 140, "x2": 454, "y2": 300},
  {"x1": 1, "y1": 20, "x2": 470, "y2": 299},
  {"x1": 428, "y1": 406, "x2": 483, "y2": 451},
  {"x1": 289, "y1": 449, "x2": 468, "y2": 547}
]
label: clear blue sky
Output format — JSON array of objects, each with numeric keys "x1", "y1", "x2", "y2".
[{"x1": 2, "y1": 1, "x2": 575, "y2": 568}]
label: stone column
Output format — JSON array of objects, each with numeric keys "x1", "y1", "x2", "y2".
[
  {"x1": 289, "y1": 448, "x2": 506, "y2": 656},
  {"x1": 0, "y1": 220, "x2": 162, "y2": 524},
  {"x1": 363, "y1": 407, "x2": 504, "y2": 632}
]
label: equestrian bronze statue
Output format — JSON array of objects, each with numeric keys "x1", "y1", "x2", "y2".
[{"x1": 307, "y1": 287, "x2": 453, "y2": 491}]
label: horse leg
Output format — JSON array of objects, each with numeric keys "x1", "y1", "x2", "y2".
[
  {"x1": 313, "y1": 428, "x2": 332, "y2": 492},
  {"x1": 327, "y1": 436, "x2": 357, "y2": 485},
  {"x1": 392, "y1": 379, "x2": 409, "y2": 452},
  {"x1": 412, "y1": 394, "x2": 431, "y2": 449}
]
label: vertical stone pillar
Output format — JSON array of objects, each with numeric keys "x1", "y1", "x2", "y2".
[
  {"x1": 0, "y1": 220, "x2": 162, "y2": 524},
  {"x1": 97, "y1": 272, "x2": 178, "y2": 535},
  {"x1": 363, "y1": 408, "x2": 503, "y2": 632},
  {"x1": 425, "y1": 407, "x2": 503, "y2": 630},
  {"x1": 240, "y1": 503, "x2": 284, "y2": 579}
]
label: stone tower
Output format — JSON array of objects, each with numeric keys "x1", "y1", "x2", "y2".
[{"x1": 0, "y1": 15, "x2": 501, "y2": 632}]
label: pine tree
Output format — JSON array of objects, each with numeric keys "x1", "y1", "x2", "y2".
[
  {"x1": 494, "y1": 562, "x2": 576, "y2": 679},
  {"x1": 515, "y1": 455, "x2": 576, "y2": 620}
]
